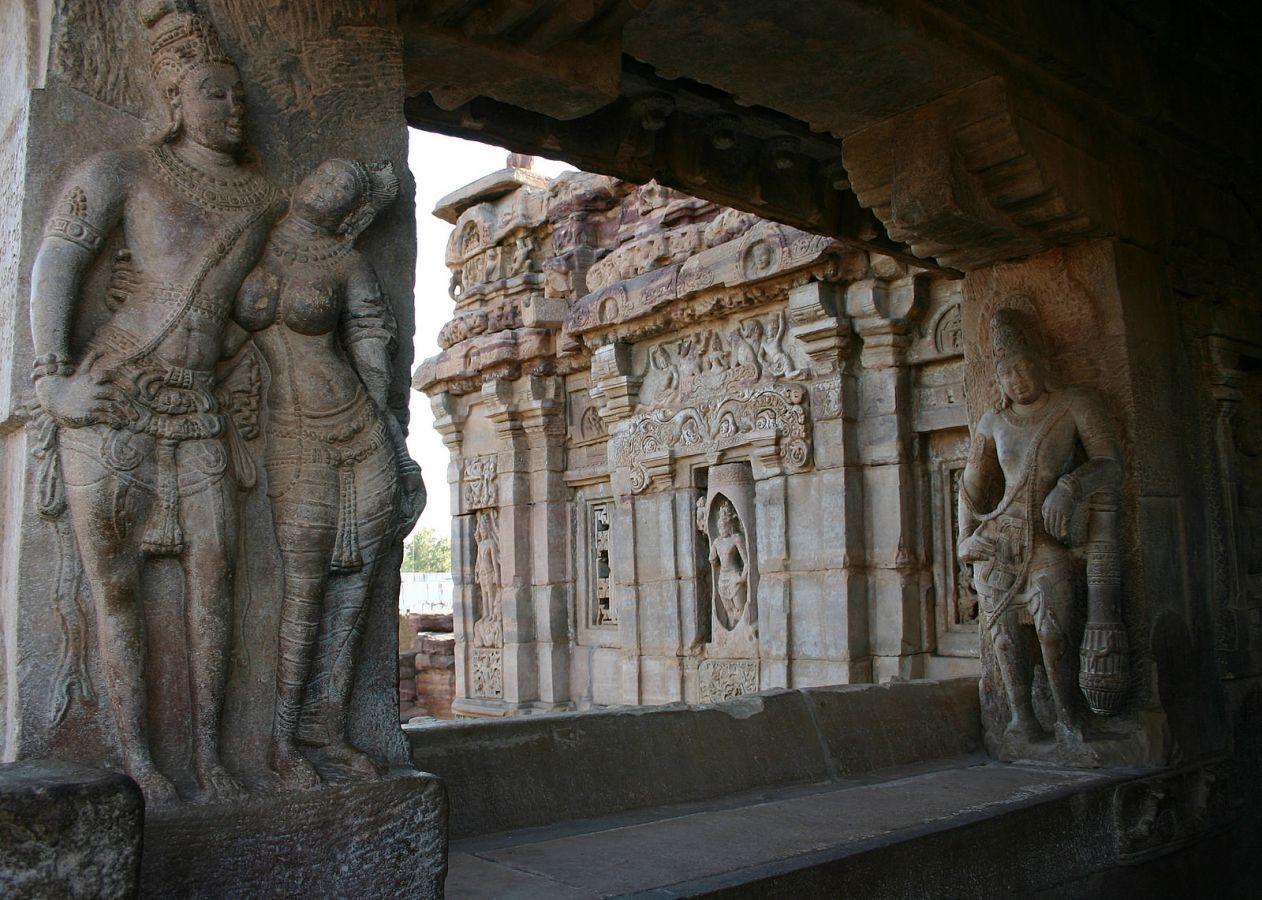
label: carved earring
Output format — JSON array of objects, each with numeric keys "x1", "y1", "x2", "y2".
[{"x1": 159, "y1": 87, "x2": 182, "y2": 144}]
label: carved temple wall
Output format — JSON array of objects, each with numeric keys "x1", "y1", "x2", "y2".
[{"x1": 415, "y1": 165, "x2": 979, "y2": 714}]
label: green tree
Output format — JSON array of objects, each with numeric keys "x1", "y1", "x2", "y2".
[{"x1": 402, "y1": 527, "x2": 452, "y2": 574}]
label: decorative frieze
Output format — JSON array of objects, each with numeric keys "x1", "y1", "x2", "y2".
[
  {"x1": 699, "y1": 659, "x2": 759, "y2": 703},
  {"x1": 463, "y1": 454, "x2": 498, "y2": 510},
  {"x1": 614, "y1": 384, "x2": 811, "y2": 493}
]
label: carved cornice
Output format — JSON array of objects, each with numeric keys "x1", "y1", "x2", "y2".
[{"x1": 565, "y1": 221, "x2": 842, "y2": 343}]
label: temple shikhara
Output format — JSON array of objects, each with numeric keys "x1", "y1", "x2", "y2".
[{"x1": 1, "y1": 1, "x2": 1258, "y2": 897}]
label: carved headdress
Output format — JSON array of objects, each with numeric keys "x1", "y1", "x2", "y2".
[
  {"x1": 138, "y1": 0, "x2": 233, "y2": 89},
  {"x1": 337, "y1": 160, "x2": 400, "y2": 241},
  {"x1": 989, "y1": 308, "x2": 1040, "y2": 363}
]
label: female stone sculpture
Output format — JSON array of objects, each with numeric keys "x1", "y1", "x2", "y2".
[
  {"x1": 28, "y1": 0, "x2": 281, "y2": 804},
  {"x1": 235, "y1": 158, "x2": 424, "y2": 785},
  {"x1": 709, "y1": 501, "x2": 750, "y2": 630},
  {"x1": 472, "y1": 512, "x2": 503, "y2": 648}
]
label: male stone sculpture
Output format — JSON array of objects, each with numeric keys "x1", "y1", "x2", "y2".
[
  {"x1": 957, "y1": 308, "x2": 1123, "y2": 745},
  {"x1": 28, "y1": 0, "x2": 281, "y2": 802}
]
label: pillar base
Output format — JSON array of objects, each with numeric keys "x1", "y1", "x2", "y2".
[{"x1": 141, "y1": 768, "x2": 447, "y2": 898}]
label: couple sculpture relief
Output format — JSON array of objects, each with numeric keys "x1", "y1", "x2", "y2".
[{"x1": 28, "y1": 1, "x2": 422, "y2": 803}]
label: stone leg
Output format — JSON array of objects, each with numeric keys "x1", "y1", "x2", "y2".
[
  {"x1": 300, "y1": 558, "x2": 387, "y2": 780},
  {"x1": 60, "y1": 437, "x2": 178, "y2": 805},
  {"x1": 269, "y1": 466, "x2": 339, "y2": 789},
  {"x1": 298, "y1": 449, "x2": 398, "y2": 780},
  {"x1": 1032, "y1": 574, "x2": 1084, "y2": 741},
  {"x1": 990, "y1": 609, "x2": 1043, "y2": 742},
  {"x1": 178, "y1": 467, "x2": 244, "y2": 801}
]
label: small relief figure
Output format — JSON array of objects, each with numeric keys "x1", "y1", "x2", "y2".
[
  {"x1": 447, "y1": 267, "x2": 463, "y2": 300},
  {"x1": 759, "y1": 312, "x2": 803, "y2": 379},
  {"x1": 236, "y1": 158, "x2": 425, "y2": 785},
  {"x1": 484, "y1": 246, "x2": 502, "y2": 282},
  {"x1": 727, "y1": 322, "x2": 762, "y2": 381},
  {"x1": 649, "y1": 343, "x2": 679, "y2": 401},
  {"x1": 676, "y1": 336, "x2": 702, "y2": 386},
  {"x1": 543, "y1": 255, "x2": 573, "y2": 299},
  {"x1": 472, "y1": 512, "x2": 503, "y2": 648},
  {"x1": 579, "y1": 405, "x2": 605, "y2": 440},
  {"x1": 958, "y1": 309, "x2": 1124, "y2": 750},
  {"x1": 742, "y1": 240, "x2": 776, "y2": 278},
  {"x1": 28, "y1": 0, "x2": 284, "y2": 805},
  {"x1": 463, "y1": 254, "x2": 484, "y2": 288},
  {"x1": 699, "y1": 330, "x2": 729, "y2": 372},
  {"x1": 708, "y1": 500, "x2": 751, "y2": 631},
  {"x1": 510, "y1": 236, "x2": 534, "y2": 276}
]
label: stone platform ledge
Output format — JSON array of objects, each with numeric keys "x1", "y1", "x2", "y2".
[
  {"x1": 446, "y1": 757, "x2": 1249, "y2": 898},
  {"x1": 1, "y1": 761, "x2": 143, "y2": 899},
  {"x1": 413, "y1": 678, "x2": 982, "y2": 839},
  {"x1": 141, "y1": 768, "x2": 447, "y2": 899},
  {"x1": 450, "y1": 697, "x2": 575, "y2": 718}
]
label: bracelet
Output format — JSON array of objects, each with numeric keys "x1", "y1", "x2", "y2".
[
  {"x1": 397, "y1": 455, "x2": 421, "y2": 475},
  {"x1": 1057, "y1": 473, "x2": 1082, "y2": 503},
  {"x1": 32, "y1": 353, "x2": 75, "y2": 381}
]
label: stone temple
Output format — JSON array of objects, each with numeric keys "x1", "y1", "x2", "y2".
[{"x1": 1, "y1": 2, "x2": 1259, "y2": 897}]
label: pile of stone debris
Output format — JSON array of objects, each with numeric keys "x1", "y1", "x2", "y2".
[{"x1": 399, "y1": 613, "x2": 455, "y2": 722}]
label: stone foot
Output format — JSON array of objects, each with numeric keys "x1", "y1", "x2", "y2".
[
  {"x1": 131, "y1": 765, "x2": 179, "y2": 807},
  {"x1": 194, "y1": 760, "x2": 245, "y2": 803},
  {"x1": 306, "y1": 741, "x2": 385, "y2": 783},
  {"x1": 270, "y1": 741, "x2": 322, "y2": 790},
  {"x1": 1004, "y1": 713, "x2": 1047, "y2": 745},
  {"x1": 1053, "y1": 719, "x2": 1086, "y2": 745}
]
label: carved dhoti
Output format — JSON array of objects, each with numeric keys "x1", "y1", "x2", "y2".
[{"x1": 57, "y1": 338, "x2": 228, "y2": 557}]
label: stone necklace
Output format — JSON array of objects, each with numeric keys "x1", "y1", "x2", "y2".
[
  {"x1": 151, "y1": 144, "x2": 277, "y2": 211},
  {"x1": 268, "y1": 219, "x2": 354, "y2": 268}
]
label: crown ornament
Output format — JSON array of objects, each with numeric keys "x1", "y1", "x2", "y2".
[
  {"x1": 989, "y1": 308, "x2": 1038, "y2": 362},
  {"x1": 138, "y1": 0, "x2": 233, "y2": 88}
]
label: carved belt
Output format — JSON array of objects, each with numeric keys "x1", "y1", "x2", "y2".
[
  {"x1": 82, "y1": 325, "x2": 226, "y2": 556},
  {"x1": 268, "y1": 392, "x2": 388, "y2": 573}
]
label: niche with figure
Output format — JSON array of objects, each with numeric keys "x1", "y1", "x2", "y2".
[{"x1": 695, "y1": 462, "x2": 759, "y2": 700}]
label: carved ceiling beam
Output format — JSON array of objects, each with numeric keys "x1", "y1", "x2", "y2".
[
  {"x1": 842, "y1": 76, "x2": 1116, "y2": 271},
  {"x1": 399, "y1": 0, "x2": 654, "y2": 119},
  {"x1": 405, "y1": 63, "x2": 958, "y2": 276}
]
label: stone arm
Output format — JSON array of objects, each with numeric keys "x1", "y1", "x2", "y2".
[
  {"x1": 30, "y1": 154, "x2": 130, "y2": 425},
  {"x1": 342, "y1": 257, "x2": 425, "y2": 531},
  {"x1": 1064, "y1": 390, "x2": 1123, "y2": 500},
  {"x1": 1042, "y1": 389, "x2": 1123, "y2": 542},
  {"x1": 958, "y1": 415, "x2": 1003, "y2": 563}
]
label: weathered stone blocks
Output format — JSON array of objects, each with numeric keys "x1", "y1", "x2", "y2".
[{"x1": 0, "y1": 762, "x2": 142, "y2": 899}]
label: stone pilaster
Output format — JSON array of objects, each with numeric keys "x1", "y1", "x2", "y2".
[
  {"x1": 518, "y1": 375, "x2": 572, "y2": 709},
  {"x1": 848, "y1": 273, "x2": 933, "y2": 681}
]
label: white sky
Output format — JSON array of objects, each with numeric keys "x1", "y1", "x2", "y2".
[{"x1": 404, "y1": 129, "x2": 574, "y2": 538}]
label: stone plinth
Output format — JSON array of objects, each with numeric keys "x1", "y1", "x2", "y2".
[
  {"x1": 140, "y1": 771, "x2": 447, "y2": 899},
  {"x1": 0, "y1": 762, "x2": 142, "y2": 899}
]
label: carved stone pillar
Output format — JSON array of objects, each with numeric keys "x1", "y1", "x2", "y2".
[
  {"x1": 2, "y1": 1, "x2": 444, "y2": 893},
  {"x1": 480, "y1": 379, "x2": 535, "y2": 710},
  {"x1": 518, "y1": 375, "x2": 572, "y2": 709},
  {"x1": 847, "y1": 272, "x2": 933, "y2": 681}
]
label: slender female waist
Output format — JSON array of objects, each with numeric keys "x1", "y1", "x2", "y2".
[{"x1": 266, "y1": 388, "x2": 390, "y2": 468}]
